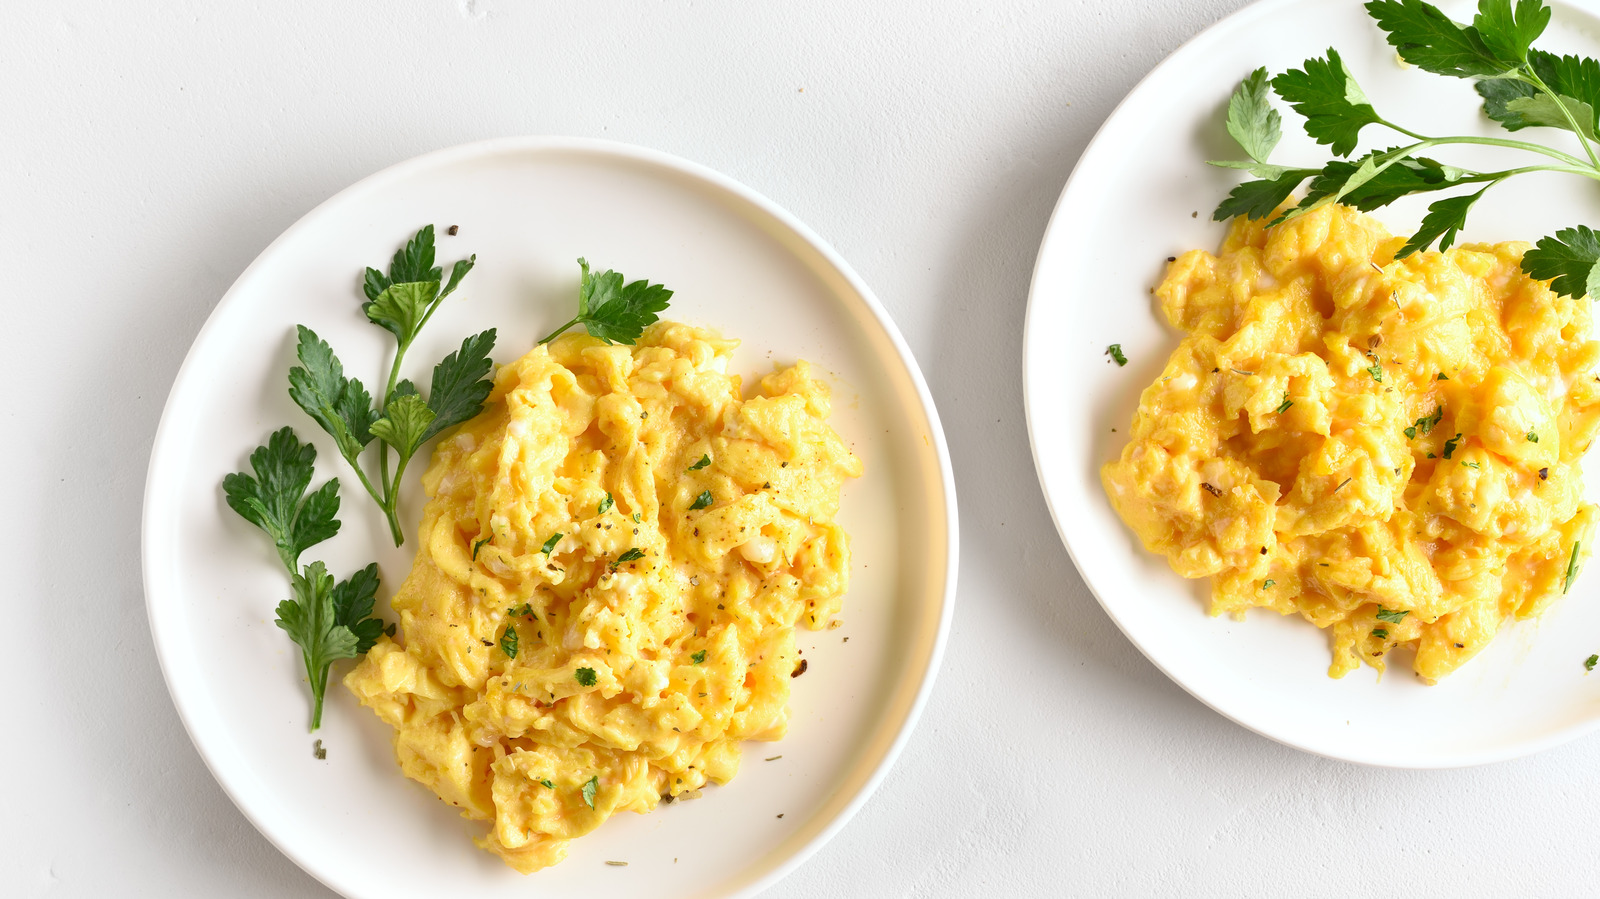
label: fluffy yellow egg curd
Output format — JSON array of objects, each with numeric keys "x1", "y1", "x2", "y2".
[
  {"x1": 1102, "y1": 203, "x2": 1600, "y2": 682},
  {"x1": 345, "y1": 322, "x2": 862, "y2": 872}
]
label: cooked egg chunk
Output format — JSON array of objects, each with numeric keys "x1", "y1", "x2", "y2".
[
  {"x1": 345, "y1": 322, "x2": 861, "y2": 872},
  {"x1": 1102, "y1": 203, "x2": 1600, "y2": 681}
]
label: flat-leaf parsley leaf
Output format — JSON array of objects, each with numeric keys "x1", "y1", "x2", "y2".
[
  {"x1": 223, "y1": 427, "x2": 341, "y2": 573},
  {"x1": 539, "y1": 258, "x2": 673, "y2": 345}
]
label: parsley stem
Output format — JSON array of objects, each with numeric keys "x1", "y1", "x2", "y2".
[
  {"x1": 304, "y1": 647, "x2": 325, "y2": 731},
  {"x1": 1392, "y1": 131, "x2": 1591, "y2": 170},
  {"x1": 1377, "y1": 118, "x2": 1430, "y2": 143},
  {"x1": 341, "y1": 449, "x2": 402, "y2": 545},
  {"x1": 538, "y1": 316, "x2": 582, "y2": 345},
  {"x1": 1475, "y1": 163, "x2": 1600, "y2": 182}
]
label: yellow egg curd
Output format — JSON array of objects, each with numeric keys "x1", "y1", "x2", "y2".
[
  {"x1": 345, "y1": 322, "x2": 862, "y2": 872},
  {"x1": 1102, "y1": 203, "x2": 1600, "y2": 681}
]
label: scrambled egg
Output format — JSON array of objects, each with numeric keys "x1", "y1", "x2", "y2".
[
  {"x1": 345, "y1": 322, "x2": 862, "y2": 872},
  {"x1": 1102, "y1": 203, "x2": 1600, "y2": 681}
]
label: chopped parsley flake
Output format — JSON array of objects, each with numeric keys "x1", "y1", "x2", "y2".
[
  {"x1": 1262, "y1": 579, "x2": 1276, "y2": 589},
  {"x1": 688, "y1": 454, "x2": 711, "y2": 471},
  {"x1": 597, "y1": 493, "x2": 614, "y2": 515},
  {"x1": 1106, "y1": 344, "x2": 1128, "y2": 366},
  {"x1": 499, "y1": 623, "x2": 519, "y2": 659},
  {"x1": 1587, "y1": 655, "x2": 1598, "y2": 673},
  {"x1": 1366, "y1": 358, "x2": 1383, "y2": 382},
  {"x1": 1441, "y1": 433, "x2": 1462, "y2": 459},
  {"x1": 540, "y1": 778, "x2": 554, "y2": 788},
  {"x1": 1566, "y1": 541, "x2": 1582, "y2": 594},
  {"x1": 575, "y1": 667, "x2": 598, "y2": 686},
  {"x1": 582, "y1": 775, "x2": 598, "y2": 808},
  {"x1": 1376, "y1": 608, "x2": 1409, "y2": 624},
  {"x1": 540, "y1": 532, "x2": 563, "y2": 555},
  {"x1": 1527, "y1": 431, "x2": 1539, "y2": 443},
  {"x1": 1463, "y1": 461, "x2": 1481, "y2": 469},
  {"x1": 691, "y1": 650, "x2": 707, "y2": 664},
  {"x1": 617, "y1": 547, "x2": 646, "y2": 564},
  {"x1": 1372, "y1": 628, "x2": 1389, "y2": 639},
  {"x1": 472, "y1": 537, "x2": 491, "y2": 560},
  {"x1": 1436, "y1": 373, "x2": 1448, "y2": 380},
  {"x1": 689, "y1": 490, "x2": 714, "y2": 511},
  {"x1": 1406, "y1": 405, "x2": 1444, "y2": 441},
  {"x1": 507, "y1": 603, "x2": 534, "y2": 618}
]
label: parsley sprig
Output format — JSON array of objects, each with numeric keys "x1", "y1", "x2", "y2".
[
  {"x1": 1210, "y1": 0, "x2": 1600, "y2": 298},
  {"x1": 538, "y1": 258, "x2": 673, "y2": 345},
  {"x1": 289, "y1": 226, "x2": 497, "y2": 545},
  {"x1": 223, "y1": 427, "x2": 390, "y2": 730}
]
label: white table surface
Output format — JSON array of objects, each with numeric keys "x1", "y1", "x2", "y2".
[{"x1": 7, "y1": 0, "x2": 1600, "y2": 896}]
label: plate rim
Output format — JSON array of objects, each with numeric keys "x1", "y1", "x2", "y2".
[
  {"x1": 1020, "y1": 0, "x2": 1600, "y2": 769},
  {"x1": 141, "y1": 135, "x2": 960, "y2": 895}
]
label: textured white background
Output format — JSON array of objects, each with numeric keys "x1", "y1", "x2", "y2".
[{"x1": 6, "y1": 0, "x2": 1599, "y2": 896}]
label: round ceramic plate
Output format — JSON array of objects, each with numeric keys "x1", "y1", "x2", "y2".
[
  {"x1": 1024, "y1": 0, "x2": 1600, "y2": 768},
  {"x1": 143, "y1": 137, "x2": 957, "y2": 896}
]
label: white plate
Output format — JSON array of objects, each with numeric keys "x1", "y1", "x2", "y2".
[
  {"x1": 143, "y1": 137, "x2": 957, "y2": 896},
  {"x1": 1025, "y1": 0, "x2": 1600, "y2": 767}
]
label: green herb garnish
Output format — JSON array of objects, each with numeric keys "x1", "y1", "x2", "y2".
[
  {"x1": 689, "y1": 490, "x2": 714, "y2": 511},
  {"x1": 472, "y1": 537, "x2": 491, "y2": 560},
  {"x1": 1442, "y1": 432, "x2": 1463, "y2": 459},
  {"x1": 1209, "y1": 0, "x2": 1600, "y2": 298},
  {"x1": 1366, "y1": 357, "x2": 1384, "y2": 382},
  {"x1": 1107, "y1": 344, "x2": 1129, "y2": 366},
  {"x1": 500, "y1": 623, "x2": 519, "y2": 659},
  {"x1": 688, "y1": 454, "x2": 711, "y2": 471},
  {"x1": 540, "y1": 778, "x2": 555, "y2": 789},
  {"x1": 1275, "y1": 393, "x2": 1294, "y2": 414},
  {"x1": 1587, "y1": 654, "x2": 1597, "y2": 672},
  {"x1": 1376, "y1": 607, "x2": 1410, "y2": 623},
  {"x1": 1527, "y1": 430, "x2": 1540, "y2": 442},
  {"x1": 224, "y1": 428, "x2": 386, "y2": 731},
  {"x1": 1566, "y1": 540, "x2": 1581, "y2": 593},
  {"x1": 575, "y1": 667, "x2": 598, "y2": 687},
  {"x1": 507, "y1": 603, "x2": 534, "y2": 618},
  {"x1": 290, "y1": 226, "x2": 495, "y2": 546},
  {"x1": 539, "y1": 258, "x2": 673, "y2": 345},
  {"x1": 223, "y1": 427, "x2": 342, "y2": 574},
  {"x1": 273, "y1": 561, "x2": 388, "y2": 732},
  {"x1": 617, "y1": 548, "x2": 646, "y2": 564},
  {"x1": 1405, "y1": 405, "x2": 1445, "y2": 441},
  {"x1": 1263, "y1": 578, "x2": 1277, "y2": 589},
  {"x1": 598, "y1": 493, "x2": 614, "y2": 515},
  {"x1": 1372, "y1": 628, "x2": 1390, "y2": 639},
  {"x1": 691, "y1": 650, "x2": 707, "y2": 664},
  {"x1": 582, "y1": 775, "x2": 599, "y2": 809},
  {"x1": 540, "y1": 533, "x2": 563, "y2": 555}
]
